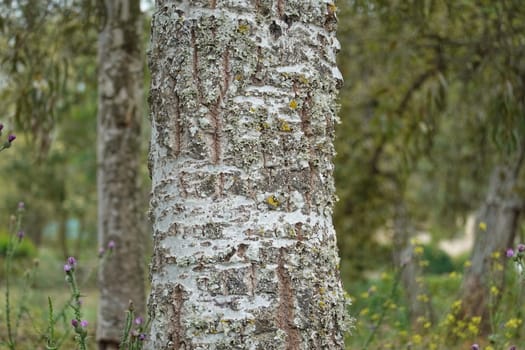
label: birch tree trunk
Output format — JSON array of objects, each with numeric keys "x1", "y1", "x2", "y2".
[
  {"x1": 146, "y1": 1, "x2": 349, "y2": 349},
  {"x1": 457, "y1": 159, "x2": 524, "y2": 334},
  {"x1": 96, "y1": 1, "x2": 146, "y2": 348}
]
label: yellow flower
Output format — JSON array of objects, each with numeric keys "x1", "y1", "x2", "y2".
[
  {"x1": 359, "y1": 308, "x2": 369, "y2": 316},
  {"x1": 411, "y1": 334, "x2": 422, "y2": 345},
  {"x1": 479, "y1": 222, "x2": 487, "y2": 231},
  {"x1": 289, "y1": 99, "x2": 298, "y2": 110},
  {"x1": 417, "y1": 294, "x2": 429, "y2": 302},
  {"x1": 414, "y1": 246, "x2": 424, "y2": 255},
  {"x1": 464, "y1": 260, "x2": 472, "y2": 268},
  {"x1": 467, "y1": 323, "x2": 479, "y2": 335},
  {"x1": 490, "y1": 285, "x2": 499, "y2": 296},
  {"x1": 491, "y1": 251, "x2": 501, "y2": 259},
  {"x1": 505, "y1": 318, "x2": 522, "y2": 329}
]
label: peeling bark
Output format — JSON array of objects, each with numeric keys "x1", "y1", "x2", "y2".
[
  {"x1": 146, "y1": 1, "x2": 349, "y2": 349},
  {"x1": 96, "y1": 0, "x2": 146, "y2": 347}
]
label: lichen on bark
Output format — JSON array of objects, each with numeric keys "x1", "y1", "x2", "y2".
[{"x1": 147, "y1": 1, "x2": 350, "y2": 349}]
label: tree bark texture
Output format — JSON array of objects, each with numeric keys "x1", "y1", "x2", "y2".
[
  {"x1": 96, "y1": 0, "x2": 146, "y2": 348},
  {"x1": 147, "y1": 1, "x2": 348, "y2": 349},
  {"x1": 458, "y1": 162, "x2": 524, "y2": 334}
]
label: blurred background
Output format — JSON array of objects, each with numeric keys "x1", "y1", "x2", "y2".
[{"x1": 1, "y1": 0, "x2": 524, "y2": 349}]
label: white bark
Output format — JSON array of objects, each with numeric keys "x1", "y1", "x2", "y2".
[
  {"x1": 96, "y1": 0, "x2": 146, "y2": 348},
  {"x1": 147, "y1": 1, "x2": 349, "y2": 349}
]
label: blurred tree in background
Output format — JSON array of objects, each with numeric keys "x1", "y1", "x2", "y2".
[
  {"x1": 336, "y1": 0, "x2": 525, "y2": 337},
  {"x1": 0, "y1": 0, "x2": 100, "y2": 256}
]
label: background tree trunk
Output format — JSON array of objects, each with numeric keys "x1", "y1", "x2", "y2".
[
  {"x1": 96, "y1": 1, "x2": 146, "y2": 348},
  {"x1": 392, "y1": 200, "x2": 434, "y2": 331},
  {"x1": 458, "y1": 158, "x2": 524, "y2": 334},
  {"x1": 146, "y1": 1, "x2": 349, "y2": 349}
]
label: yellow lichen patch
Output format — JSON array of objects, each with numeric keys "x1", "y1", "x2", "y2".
[
  {"x1": 299, "y1": 75, "x2": 309, "y2": 85},
  {"x1": 289, "y1": 99, "x2": 298, "y2": 110},
  {"x1": 266, "y1": 195, "x2": 280, "y2": 209},
  {"x1": 249, "y1": 106, "x2": 256, "y2": 114},
  {"x1": 479, "y1": 221, "x2": 487, "y2": 231},
  {"x1": 278, "y1": 119, "x2": 291, "y2": 132},
  {"x1": 237, "y1": 23, "x2": 250, "y2": 34},
  {"x1": 234, "y1": 74, "x2": 243, "y2": 81},
  {"x1": 259, "y1": 121, "x2": 270, "y2": 130}
]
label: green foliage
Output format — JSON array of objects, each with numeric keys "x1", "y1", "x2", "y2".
[
  {"x1": 421, "y1": 245, "x2": 456, "y2": 275},
  {"x1": 335, "y1": 0, "x2": 525, "y2": 278},
  {"x1": 0, "y1": 231, "x2": 36, "y2": 259}
]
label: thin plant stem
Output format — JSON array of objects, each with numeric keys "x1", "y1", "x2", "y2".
[{"x1": 363, "y1": 266, "x2": 404, "y2": 350}]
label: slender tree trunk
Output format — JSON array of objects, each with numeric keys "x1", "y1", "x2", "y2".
[
  {"x1": 96, "y1": 1, "x2": 146, "y2": 348},
  {"x1": 57, "y1": 206, "x2": 69, "y2": 259},
  {"x1": 458, "y1": 159, "x2": 524, "y2": 334},
  {"x1": 146, "y1": 1, "x2": 349, "y2": 349},
  {"x1": 392, "y1": 200, "x2": 434, "y2": 331}
]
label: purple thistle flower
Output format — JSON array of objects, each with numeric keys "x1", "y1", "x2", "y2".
[
  {"x1": 16, "y1": 230, "x2": 24, "y2": 242},
  {"x1": 108, "y1": 240, "x2": 116, "y2": 250},
  {"x1": 80, "y1": 320, "x2": 88, "y2": 327},
  {"x1": 67, "y1": 256, "x2": 77, "y2": 267},
  {"x1": 471, "y1": 344, "x2": 480, "y2": 350},
  {"x1": 64, "y1": 264, "x2": 72, "y2": 273},
  {"x1": 507, "y1": 248, "x2": 515, "y2": 258},
  {"x1": 518, "y1": 244, "x2": 525, "y2": 253},
  {"x1": 98, "y1": 247, "x2": 105, "y2": 257},
  {"x1": 71, "y1": 319, "x2": 79, "y2": 327},
  {"x1": 17, "y1": 202, "x2": 24, "y2": 210},
  {"x1": 139, "y1": 333, "x2": 146, "y2": 341},
  {"x1": 509, "y1": 346, "x2": 516, "y2": 350},
  {"x1": 0, "y1": 123, "x2": 3, "y2": 132},
  {"x1": 7, "y1": 134, "x2": 15, "y2": 143},
  {"x1": 135, "y1": 316, "x2": 143, "y2": 325}
]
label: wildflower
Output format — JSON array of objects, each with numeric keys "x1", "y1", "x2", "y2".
[
  {"x1": 98, "y1": 247, "x2": 105, "y2": 257},
  {"x1": 518, "y1": 244, "x2": 525, "y2": 252},
  {"x1": 16, "y1": 230, "x2": 24, "y2": 242},
  {"x1": 139, "y1": 333, "x2": 146, "y2": 341},
  {"x1": 18, "y1": 202, "x2": 24, "y2": 210},
  {"x1": 507, "y1": 248, "x2": 515, "y2": 258},
  {"x1": 504, "y1": 318, "x2": 522, "y2": 329},
  {"x1": 108, "y1": 240, "x2": 116, "y2": 250},
  {"x1": 135, "y1": 316, "x2": 143, "y2": 325},
  {"x1": 64, "y1": 264, "x2": 72, "y2": 273},
  {"x1": 471, "y1": 344, "x2": 480, "y2": 350},
  {"x1": 67, "y1": 256, "x2": 77, "y2": 267},
  {"x1": 71, "y1": 319, "x2": 79, "y2": 327},
  {"x1": 0, "y1": 123, "x2": 3, "y2": 132},
  {"x1": 80, "y1": 320, "x2": 88, "y2": 327},
  {"x1": 490, "y1": 285, "x2": 499, "y2": 296},
  {"x1": 509, "y1": 346, "x2": 516, "y2": 350},
  {"x1": 7, "y1": 134, "x2": 15, "y2": 143}
]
